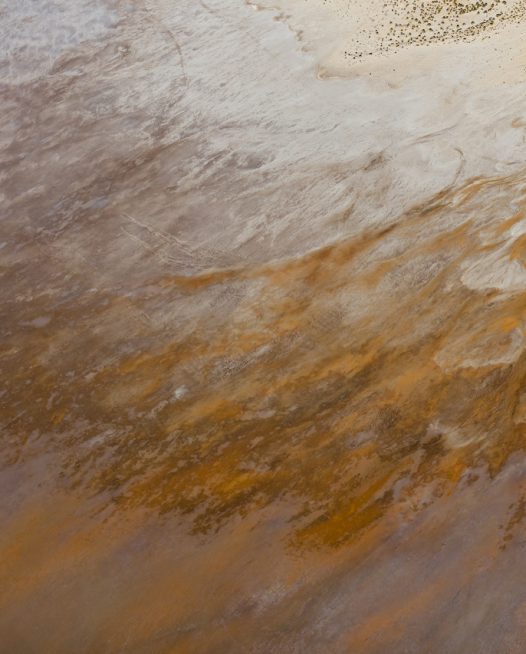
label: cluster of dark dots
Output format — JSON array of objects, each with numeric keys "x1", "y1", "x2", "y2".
[{"x1": 339, "y1": 0, "x2": 525, "y2": 61}]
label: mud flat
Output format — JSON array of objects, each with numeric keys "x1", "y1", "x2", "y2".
[
  {"x1": 2, "y1": 0, "x2": 526, "y2": 652},
  {"x1": 254, "y1": 0, "x2": 526, "y2": 80}
]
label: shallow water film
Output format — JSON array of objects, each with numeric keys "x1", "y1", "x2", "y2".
[{"x1": 3, "y1": 0, "x2": 526, "y2": 652}]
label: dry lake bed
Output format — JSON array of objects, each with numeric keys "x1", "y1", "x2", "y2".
[{"x1": 3, "y1": 0, "x2": 526, "y2": 651}]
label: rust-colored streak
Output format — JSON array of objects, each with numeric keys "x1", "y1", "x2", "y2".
[{"x1": 4, "y1": 173, "x2": 526, "y2": 552}]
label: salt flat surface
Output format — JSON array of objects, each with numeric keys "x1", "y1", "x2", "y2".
[{"x1": 3, "y1": 0, "x2": 526, "y2": 652}]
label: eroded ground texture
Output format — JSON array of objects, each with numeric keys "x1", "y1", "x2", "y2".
[{"x1": 3, "y1": 0, "x2": 526, "y2": 652}]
